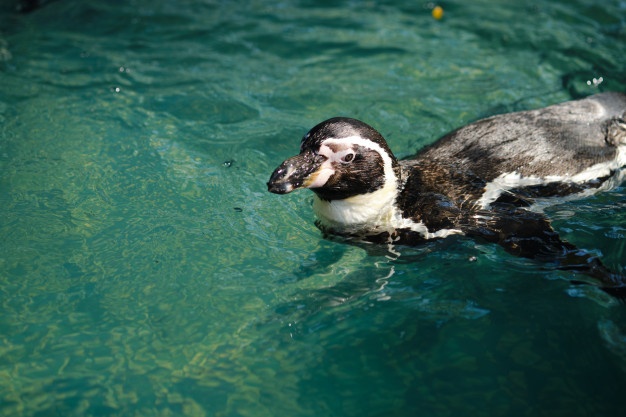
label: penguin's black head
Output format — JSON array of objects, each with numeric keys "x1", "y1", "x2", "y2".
[{"x1": 267, "y1": 117, "x2": 399, "y2": 201}]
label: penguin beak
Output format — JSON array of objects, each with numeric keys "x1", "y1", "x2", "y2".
[{"x1": 267, "y1": 152, "x2": 326, "y2": 194}]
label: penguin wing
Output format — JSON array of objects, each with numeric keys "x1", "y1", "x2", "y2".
[
  {"x1": 464, "y1": 202, "x2": 626, "y2": 295},
  {"x1": 465, "y1": 204, "x2": 570, "y2": 260}
]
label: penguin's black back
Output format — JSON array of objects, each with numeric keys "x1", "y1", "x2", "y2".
[{"x1": 413, "y1": 92, "x2": 626, "y2": 183}]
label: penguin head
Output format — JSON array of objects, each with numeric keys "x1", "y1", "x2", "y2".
[{"x1": 267, "y1": 117, "x2": 400, "y2": 201}]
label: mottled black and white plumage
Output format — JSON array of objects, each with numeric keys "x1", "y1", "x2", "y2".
[{"x1": 267, "y1": 92, "x2": 626, "y2": 296}]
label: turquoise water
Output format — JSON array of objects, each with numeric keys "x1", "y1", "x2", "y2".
[{"x1": 1, "y1": 0, "x2": 626, "y2": 415}]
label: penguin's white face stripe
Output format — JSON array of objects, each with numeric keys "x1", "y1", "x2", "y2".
[
  {"x1": 303, "y1": 141, "x2": 354, "y2": 189},
  {"x1": 306, "y1": 135, "x2": 397, "y2": 190}
]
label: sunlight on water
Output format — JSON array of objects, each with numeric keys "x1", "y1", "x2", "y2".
[{"x1": 1, "y1": 0, "x2": 626, "y2": 415}]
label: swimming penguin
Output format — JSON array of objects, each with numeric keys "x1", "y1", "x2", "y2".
[{"x1": 267, "y1": 92, "x2": 626, "y2": 297}]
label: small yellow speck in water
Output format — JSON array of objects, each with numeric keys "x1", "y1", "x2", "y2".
[{"x1": 432, "y1": 5, "x2": 444, "y2": 20}]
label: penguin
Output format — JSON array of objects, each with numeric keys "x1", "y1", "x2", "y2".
[{"x1": 267, "y1": 92, "x2": 626, "y2": 297}]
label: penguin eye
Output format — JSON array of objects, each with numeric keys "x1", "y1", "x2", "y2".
[{"x1": 341, "y1": 152, "x2": 355, "y2": 163}]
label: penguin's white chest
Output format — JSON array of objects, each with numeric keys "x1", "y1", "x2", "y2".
[
  {"x1": 312, "y1": 182, "x2": 398, "y2": 232},
  {"x1": 312, "y1": 182, "x2": 463, "y2": 239}
]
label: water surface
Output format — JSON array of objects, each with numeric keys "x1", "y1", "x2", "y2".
[{"x1": 1, "y1": 0, "x2": 626, "y2": 416}]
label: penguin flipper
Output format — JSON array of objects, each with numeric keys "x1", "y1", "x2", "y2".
[{"x1": 467, "y1": 204, "x2": 625, "y2": 298}]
